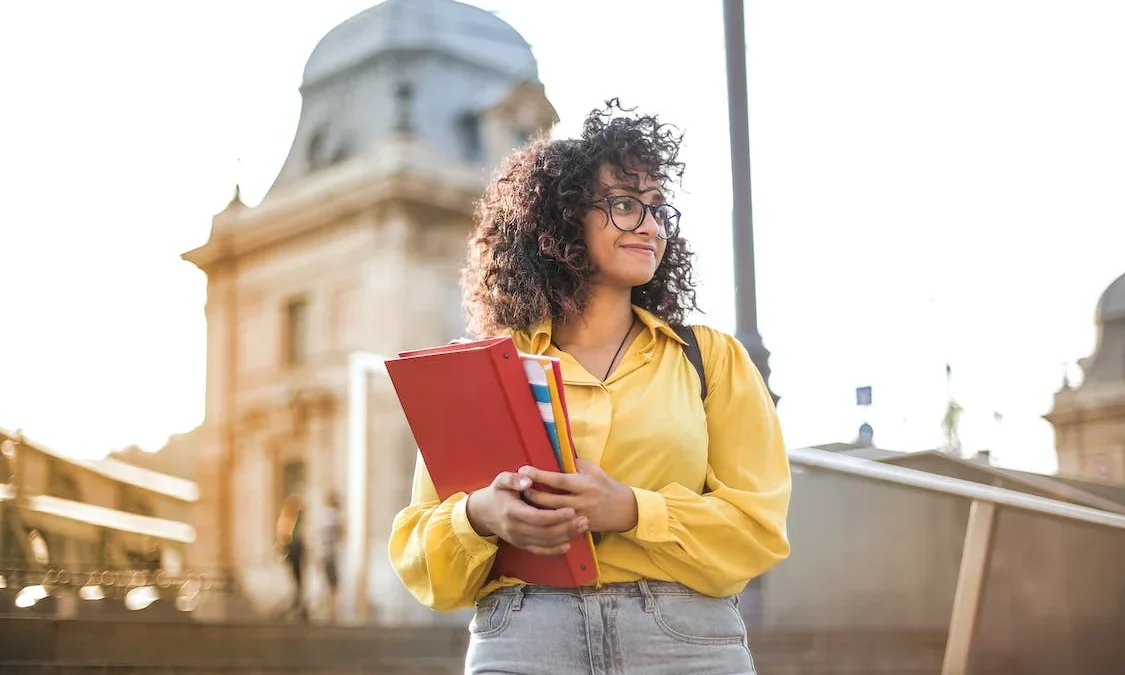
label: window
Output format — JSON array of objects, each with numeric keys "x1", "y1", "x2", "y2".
[
  {"x1": 306, "y1": 127, "x2": 327, "y2": 171},
  {"x1": 118, "y1": 485, "x2": 155, "y2": 518},
  {"x1": 283, "y1": 298, "x2": 310, "y2": 367},
  {"x1": 458, "y1": 113, "x2": 482, "y2": 162},
  {"x1": 0, "y1": 520, "x2": 21, "y2": 567},
  {"x1": 48, "y1": 466, "x2": 82, "y2": 502}
]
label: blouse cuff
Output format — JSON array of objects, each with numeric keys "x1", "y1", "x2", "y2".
[
  {"x1": 625, "y1": 486, "x2": 671, "y2": 543},
  {"x1": 451, "y1": 497, "x2": 499, "y2": 558}
]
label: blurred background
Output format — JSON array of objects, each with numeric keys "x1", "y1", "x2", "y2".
[{"x1": 1, "y1": 1, "x2": 1123, "y2": 673}]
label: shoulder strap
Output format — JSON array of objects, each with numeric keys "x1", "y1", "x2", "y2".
[{"x1": 672, "y1": 325, "x2": 707, "y2": 402}]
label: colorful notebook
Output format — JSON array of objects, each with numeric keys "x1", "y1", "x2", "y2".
[
  {"x1": 518, "y1": 355, "x2": 602, "y2": 579},
  {"x1": 521, "y1": 357, "x2": 563, "y2": 469}
]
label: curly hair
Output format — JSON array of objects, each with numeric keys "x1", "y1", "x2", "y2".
[{"x1": 461, "y1": 99, "x2": 699, "y2": 337}]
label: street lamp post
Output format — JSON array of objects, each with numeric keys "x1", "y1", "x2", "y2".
[{"x1": 723, "y1": 0, "x2": 778, "y2": 405}]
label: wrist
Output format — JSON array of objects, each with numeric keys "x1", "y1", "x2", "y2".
[
  {"x1": 465, "y1": 490, "x2": 496, "y2": 537},
  {"x1": 612, "y1": 483, "x2": 639, "y2": 533}
]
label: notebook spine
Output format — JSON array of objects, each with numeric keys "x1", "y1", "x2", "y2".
[{"x1": 488, "y1": 344, "x2": 550, "y2": 472}]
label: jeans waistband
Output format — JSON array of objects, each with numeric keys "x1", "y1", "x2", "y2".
[{"x1": 490, "y1": 579, "x2": 701, "y2": 600}]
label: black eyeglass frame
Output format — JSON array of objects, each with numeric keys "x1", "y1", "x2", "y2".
[{"x1": 588, "y1": 195, "x2": 682, "y2": 240}]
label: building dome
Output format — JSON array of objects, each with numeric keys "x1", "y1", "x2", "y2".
[
  {"x1": 1096, "y1": 271, "x2": 1125, "y2": 324},
  {"x1": 261, "y1": 0, "x2": 552, "y2": 200},
  {"x1": 302, "y1": 0, "x2": 538, "y2": 86}
]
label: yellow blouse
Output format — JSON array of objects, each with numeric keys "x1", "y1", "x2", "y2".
[{"x1": 388, "y1": 306, "x2": 792, "y2": 611}]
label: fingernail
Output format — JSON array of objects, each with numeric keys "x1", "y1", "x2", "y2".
[
  {"x1": 518, "y1": 478, "x2": 530, "y2": 489},
  {"x1": 561, "y1": 543, "x2": 570, "y2": 553},
  {"x1": 578, "y1": 518, "x2": 588, "y2": 529},
  {"x1": 518, "y1": 466, "x2": 532, "y2": 476}
]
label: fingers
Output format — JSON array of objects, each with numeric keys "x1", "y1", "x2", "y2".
[
  {"x1": 510, "y1": 517, "x2": 586, "y2": 547},
  {"x1": 522, "y1": 488, "x2": 572, "y2": 510},
  {"x1": 496, "y1": 492, "x2": 588, "y2": 550},
  {"x1": 508, "y1": 519, "x2": 586, "y2": 553},
  {"x1": 519, "y1": 541, "x2": 574, "y2": 556},
  {"x1": 491, "y1": 471, "x2": 532, "y2": 493},
  {"x1": 518, "y1": 465, "x2": 583, "y2": 492},
  {"x1": 502, "y1": 494, "x2": 576, "y2": 527},
  {"x1": 488, "y1": 468, "x2": 590, "y2": 553}
]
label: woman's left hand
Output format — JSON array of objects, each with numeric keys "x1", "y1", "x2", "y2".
[{"x1": 519, "y1": 459, "x2": 639, "y2": 534}]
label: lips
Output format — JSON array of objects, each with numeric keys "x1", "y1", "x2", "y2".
[{"x1": 621, "y1": 244, "x2": 657, "y2": 255}]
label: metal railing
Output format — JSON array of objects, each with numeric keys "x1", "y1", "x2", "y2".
[
  {"x1": 0, "y1": 564, "x2": 234, "y2": 616},
  {"x1": 787, "y1": 445, "x2": 1125, "y2": 675}
]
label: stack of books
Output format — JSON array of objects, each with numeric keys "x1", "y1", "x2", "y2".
[{"x1": 385, "y1": 337, "x2": 599, "y2": 587}]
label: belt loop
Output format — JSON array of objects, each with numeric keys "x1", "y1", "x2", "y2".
[
  {"x1": 511, "y1": 584, "x2": 525, "y2": 611},
  {"x1": 637, "y1": 579, "x2": 655, "y2": 613}
]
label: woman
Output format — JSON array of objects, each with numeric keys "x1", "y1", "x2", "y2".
[
  {"x1": 276, "y1": 494, "x2": 308, "y2": 620},
  {"x1": 388, "y1": 100, "x2": 791, "y2": 674}
]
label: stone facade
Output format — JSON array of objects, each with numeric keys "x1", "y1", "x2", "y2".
[
  {"x1": 169, "y1": 0, "x2": 556, "y2": 623},
  {"x1": 1046, "y1": 271, "x2": 1125, "y2": 483}
]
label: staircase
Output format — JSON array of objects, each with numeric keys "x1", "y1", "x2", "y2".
[
  {"x1": 0, "y1": 616, "x2": 466, "y2": 674},
  {"x1": 749, "y1": 630, "x2": 1011, "y2": 675},
  {"x1": 0, "y1": 617, "x2": 1014, "y2": 674}
]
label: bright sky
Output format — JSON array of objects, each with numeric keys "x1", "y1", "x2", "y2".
[{"x1": 2, "y1": 1, "x2": 1123, "y2": 474}]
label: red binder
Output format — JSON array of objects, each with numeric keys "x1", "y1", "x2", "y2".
[{"x1": 384, "y1": 336, "x2": 598, "y2": 588}]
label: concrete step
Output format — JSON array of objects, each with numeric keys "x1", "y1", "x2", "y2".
[{"x1": 1, "y1": 618, "x2": 1013, "y2": 674}]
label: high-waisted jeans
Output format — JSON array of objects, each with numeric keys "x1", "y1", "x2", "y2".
[{"x1": 464, "y1": 580, "x2": 757, "y2": 675}]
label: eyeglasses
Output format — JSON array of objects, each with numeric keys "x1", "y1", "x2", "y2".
[{"x1": 591, "y1": 195, "x2": 681, "y2": 240}]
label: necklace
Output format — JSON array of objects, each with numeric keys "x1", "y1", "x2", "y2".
[
  {"x1": 551, "y1": 316, "x2": 638, "y2": 382},
  {"x1": 602, "y1": 317, "x2": 637, "y2": 381}
]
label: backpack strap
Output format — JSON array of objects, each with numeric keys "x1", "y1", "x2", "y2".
[{"x1": 672, "y1": 325, "x2": 707, "y2": 402}]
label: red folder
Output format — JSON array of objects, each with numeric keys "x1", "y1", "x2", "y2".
[{"x1": 384, "y1": 337, "x2": 597, "y2": 588}]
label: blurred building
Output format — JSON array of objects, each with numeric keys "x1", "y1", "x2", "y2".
[
  {"x1": 150, "y1": 0, "x2": 557, "y2": 622},
  {"x1": 0, "y1": 427, "x2": 198, "y2": 617},
  {"x1": 1046, "y1": 271, "x2": 1125, "y2": 483}
]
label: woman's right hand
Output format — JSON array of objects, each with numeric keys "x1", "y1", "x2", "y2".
[{"x1": 465, "y1": 471, "x2": 588, "y2": 555}]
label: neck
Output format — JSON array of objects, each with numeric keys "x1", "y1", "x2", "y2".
[{"x1": 553, "y1": 285, "x2": 635, "y2": 350}]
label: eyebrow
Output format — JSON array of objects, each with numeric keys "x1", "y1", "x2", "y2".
[{"x1": 604, "y1": 183, "x2": 666, "y2": 203}]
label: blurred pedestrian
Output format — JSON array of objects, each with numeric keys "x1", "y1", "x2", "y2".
[
  {"x1": 320, "y1": 491, "x2": 344, "y2": 622},
  {"x1": 276, "y1": 494, "x2": 308, "y2": 621}
]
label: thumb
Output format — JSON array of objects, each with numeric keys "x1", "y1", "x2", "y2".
[{"x1": 494, "y1": 471, "x2": 532, "y2": 492}]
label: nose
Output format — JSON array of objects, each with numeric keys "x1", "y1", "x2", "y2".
[{"x1": 633, "y1": 205, "x2": 661, "y2": 238}]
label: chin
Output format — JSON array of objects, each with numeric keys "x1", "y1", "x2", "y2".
[
  {"x1": 608, "y1": 271, "x2": 657, "y2": 289},
  {"x1": 596, "y1": 255, "x2": 660, "y2": 290}
]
